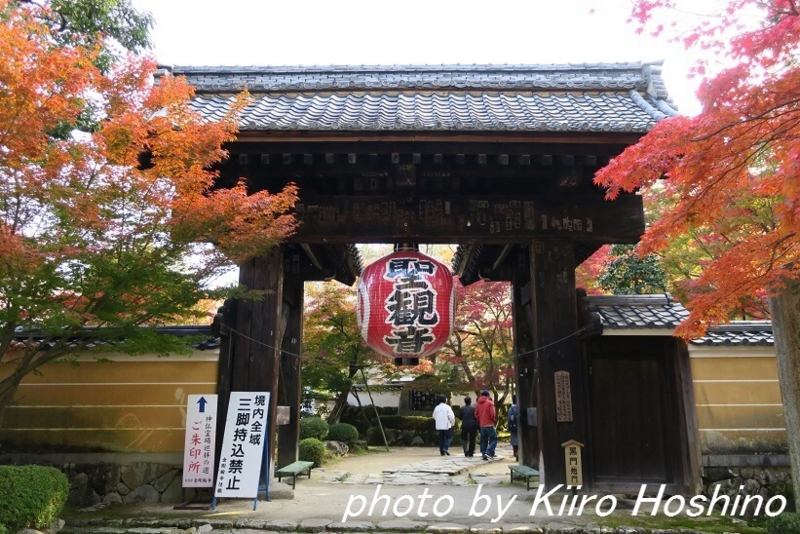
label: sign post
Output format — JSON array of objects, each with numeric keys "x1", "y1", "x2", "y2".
[
  {"x1": 562, "y1": 439, "x2": 584, "y2": 490},
  {"x1": 213, "y1": 392, "x2": 270, "y2": 510},
  {"x1": 182, "y1": 394, "x2": 218, "y2": 491}
]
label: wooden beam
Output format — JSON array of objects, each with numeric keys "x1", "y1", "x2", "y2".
[
  {"x1": 290, "y1": 194, "x2": 644, "y2": 244},
  {"x1": 277, "y1": 271, "x2": 303, "y2": 469},
  {"x1": 530, "y1": 239, "x2": 586, "y2": 489}
]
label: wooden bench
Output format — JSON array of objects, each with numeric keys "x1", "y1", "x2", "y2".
[
  {"x1": 275, "y1": 461, "x2": 315, "y2": 489},
  {"x1": 509, "y1": 465, "x2": 540, "y2": 491}
]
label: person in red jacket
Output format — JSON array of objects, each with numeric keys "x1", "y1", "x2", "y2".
[{"x1": 473, "y1": 390, "x2": 498, "y2": 460}]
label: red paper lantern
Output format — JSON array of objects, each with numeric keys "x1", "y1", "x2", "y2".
[{"x1": 357, "y1": 250, "x2": 455, "y2": 359}]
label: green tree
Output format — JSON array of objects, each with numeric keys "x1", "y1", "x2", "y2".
[
  {"x1": 20, "y1": 0, "x2": 153, "y2": 70},
  {"x1": 597, "y1": 244, "x2": 667, "y2": 295}
]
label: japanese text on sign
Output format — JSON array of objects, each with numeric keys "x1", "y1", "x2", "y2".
[
  {"x1": 383, "y1": 257, "x2": 440, "y2": 355},
  {"x1": 554, "y1": 371, "x2": 573, "y2": 423},
  {"x1": 215, "y1": 392, "x2": 269, "y2": 498},
  {"x1": 562, "y1": 440, "x2": 584, "y2": 487},
  {"x1": 182, "y1": 394, "x2": 218, "y2": 488}
]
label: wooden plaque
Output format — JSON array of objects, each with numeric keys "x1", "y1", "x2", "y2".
[{"x1": 554, "y1": 370, "x2": 573, "y2": 422}]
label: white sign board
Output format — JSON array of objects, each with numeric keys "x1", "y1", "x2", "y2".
[
  {"x1": 215, "y1": 391, "x2": 270, "y2": 498},
  {"x1": 182, "y1": 394, "x2": 218, "y2": 488}
]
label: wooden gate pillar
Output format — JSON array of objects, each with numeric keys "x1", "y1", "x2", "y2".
[
  {"x1": 512, "y1": 246, "x2": 539, "y2": 469},
  {"x1": 530, "y1": 238, "x2": 587, "y2": 490},
  {"x1": 277, "y1": 267, "x2": 304, "y2": 468},
  {"x1": 218, "y1": 247, "x2": 285, "y2": 476}
]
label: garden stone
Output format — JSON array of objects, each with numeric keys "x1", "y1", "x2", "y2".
[
  {"x1": 120, "y1": 462, "x2": 173, "y2": 490},
  {"x1": 123, "y1": 484, "x2": 160, "y2": 504}
]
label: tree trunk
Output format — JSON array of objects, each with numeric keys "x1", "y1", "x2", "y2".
[
  {"x1": 327, "y1": 387, "x2": 351, "y2": 424},
  {"x1": 768, "y1": 276, "x2": 800, "y2": 512}
]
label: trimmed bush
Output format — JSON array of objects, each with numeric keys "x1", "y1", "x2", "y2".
[
  {"x1": 379, "y1": 415, "x2": 435, "y2": 432},
  {"x1": 299, "y1": 416, "x2": 329, "y2": 440},
  {"x1": 328, "y1": 423, "x2": 359, "y2": 447},
  {"x1": 766, "y1": 512, "x2": 800, "y2": 534},
  {"x1": 0, "y1": 465, "x2": 69, "y2": 532},
  {"x1": 298, "y1": 437, "x2": 327, "y2": 467}
]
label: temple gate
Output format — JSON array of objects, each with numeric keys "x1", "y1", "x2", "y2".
[{"x1": 170, "y1": 63, "x2": 700, "y2": 492}]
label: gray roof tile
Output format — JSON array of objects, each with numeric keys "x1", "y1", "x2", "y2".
[
  {"x1": 162, "y1": 63, "x2": 679, "y2": 133},
  {"x1": 587, "y1": 294, "x2": 688, "y2": 329},
  {"x1": 585, "y1": 295, "x2": 775, "y2": 346},
  {"x1": 690, "y1": 322, "x2": 774, "y2": 347}
]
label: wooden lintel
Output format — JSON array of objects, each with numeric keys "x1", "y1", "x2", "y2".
[{"x1": 289, "y1": 194, "x2": 644, "y2": 244}]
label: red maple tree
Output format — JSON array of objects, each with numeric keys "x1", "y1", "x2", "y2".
[
  {"x1": 595, "y1": 0, "x2": 800, "y2": 509},
  {"x1": 0, "y1": 1, "x2": 297, "y2": 411}
]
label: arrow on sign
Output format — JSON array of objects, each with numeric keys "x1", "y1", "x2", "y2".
[{"x1": 197, "y1": 397, "x2": 208, "y2": 413}]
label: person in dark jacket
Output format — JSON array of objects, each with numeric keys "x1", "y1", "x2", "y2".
[
  {"x1": 460, "y1": 396, "x2": 479, "y2": 457},
  {"x1": 474, "y1": 390, "x2": 498, "y2": 460},
  {"x1": 508, "y1": 394, "x2": 519, "y2": 460}
]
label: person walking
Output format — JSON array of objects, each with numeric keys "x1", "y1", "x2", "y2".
[
  {"x1": 474, "y1": 390, "x2": 498, "y2": 460},
  {"x1": 508, "y1": 394, "x2": 519, "y2": 460},
  {"x1": 460, "y1": 396, "x2": 479, "y2": 457},
  {"x1": 432, "y1": 395, "x2": 455, "y2": 456}
]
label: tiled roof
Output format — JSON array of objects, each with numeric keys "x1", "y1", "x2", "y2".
[
  {"x1": 585, "y1": 295, "x2": 775, "y2": 346},
  {"x1": 587, "y1": 294, "x2": 688, "y2": 329},
  {"x1": 690, "y1": 322, "x2": 774, "y2": 347},
  {"x1": 163, "y1": 63, "x2": 679, "y2": 133}
]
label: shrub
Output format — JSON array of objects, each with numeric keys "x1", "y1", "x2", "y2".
[
  {"x1": 328, "y1": 423, "x2": 359, "y2": 446},
  {"x1": 766, "y1": 512, "x2": 800, "y2": 534},
  {"x1": 365, "y1": 427, "x2": 384, "y2": 446},
  {"x1": 298, "y1": 438, "x2": 327, "y2": 467},
  {"x1": 379, "y1": 415, "x2": 435, "y2": 432},
  {"x1": 299, "y1": 416, "x2": 329, "y2": 440},
  {"x1": 0, "y1": 465, "x2": 69, "y2": 532}
]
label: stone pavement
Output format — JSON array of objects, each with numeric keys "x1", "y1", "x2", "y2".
[{"x1": 61, "y1": 446, "x2": 758, "y2": 534}]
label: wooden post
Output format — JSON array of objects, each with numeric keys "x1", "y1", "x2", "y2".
[
  {"x1": 530, "y1": 238, "x2": 587, "y2": 489},
  {"x1": 277, "y1": 268, "x2": 303, "y2": 468},
  {"x1": 512, "y1": 246, "x2": 539, "y2": 469},
  {"x1": 231, "y1": 247, "x2": 284, "y2": 477}
]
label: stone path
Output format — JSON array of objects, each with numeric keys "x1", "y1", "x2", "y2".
[{"x1": 319, "y1": 448, "x2": 515, "y2": 487}]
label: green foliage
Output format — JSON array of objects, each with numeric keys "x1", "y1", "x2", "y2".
[
  {"x1": 328, "y1": 423, "x2": 359, "y2": 446},
  {"x1": 46, "y1": 0, "x2": 154, "y2": 71},
  {"x1": 766, "y1": 512, "x2": 800, "y2": 534},
  {"x1": 597, "y1": 244, "x2": 667, "y2": 295},
  {"x1": 365, "y1": 427, "x2": 384, "y2": 446},
  {"x1": 299, "y1": 416, "x2": 329, "y2": 441},
  {"x1": 339, "y1": 405, "x2": 398, "y2": 436},
  {"x1": 0, "y1": 465, "x2": 69, "y2": 531},
  {"x1": 298, "y1": 438, "x2": 327, "y2": 467},
  {"x1": 379, "y1": 415, "x2": 436, "y2": 432}
]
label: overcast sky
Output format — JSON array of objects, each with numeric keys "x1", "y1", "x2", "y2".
[{"x1": 131, "y1": 0, "x2": 702, "y2": 115}]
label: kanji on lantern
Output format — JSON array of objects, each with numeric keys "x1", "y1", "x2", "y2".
[{"x1": 357, "y1": 250, "x2": 455, "y2": 359}]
